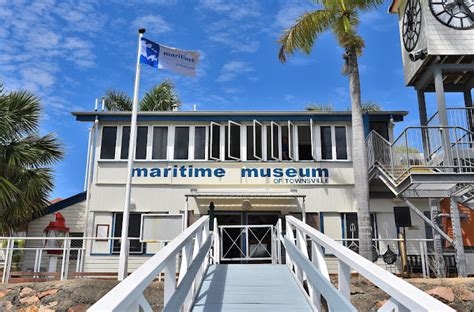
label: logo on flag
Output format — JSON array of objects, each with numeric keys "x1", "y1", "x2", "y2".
[{"x1": 140, "y1": 37, "x2": 200, "y2": 77}]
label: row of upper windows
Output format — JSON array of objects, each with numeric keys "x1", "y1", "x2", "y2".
[{"x1": 99, "y1": 121, "x2": 351, "y2": 162}]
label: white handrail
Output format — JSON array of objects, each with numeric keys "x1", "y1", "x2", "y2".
[
  {"x1": 285, "y1": 216, "x2": 454, "y2": 312},
  {"x1": 88, "y1": 216, "x2": 210, "y2": 312}
]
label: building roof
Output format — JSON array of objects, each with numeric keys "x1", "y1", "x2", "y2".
[
  {"x1": 72, "y1": 110, "x2": 407, "y2": 123},
  {"x1": 32, "y1": 191, "x2": 87, "y2": 220}
]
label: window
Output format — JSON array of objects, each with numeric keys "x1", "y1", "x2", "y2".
[
  {"x1": 288, "y1": 121, "x2": 295, "y2": 160},
  {"x1": 247, "y1": 122, "x2": 263, "y2": 161},
  {"x1": 298, "y1": 126, "x2": 313, "y2": 160},
  {"x1": 194, "y1": 126, "x2": 206, "y2": 160},
  {"x1": 320, "y1": 126, "x2": 332, "y2": 160},
  {"x1": 281, "y1": 125, "x2": 290, "y2": 160},
  {"x1": 228, "y1": 121, "x2": 241, "y2": 160},
  {"x1": 120, "y1": 126, "x2": 130, "y2": 159},
  {"x1": 335, "y1": 126, "x2": 348, "y2": 160},
  {"x1": 152, "y1": 127, "x2": 168, "y2": 160},
  {"x1": 210, "y1": 123, "x2": 221, "y2": 160},
  {"x1": 246, "y1": 126, "x2": 257, "y2": 160},
  {"x1": 266, "y1": 125, "x2": 272, "y2": 160},
  {"x1": 271, "y1": 122, "x2": 280, "y2": 160},
  {"x1": 136, "y1": 126, "x2": 148, "y2": 159},
  {"x1": 121, "y1": 126, "x2": 148, "y2": 160},
  {"x1": 174, "y1": 127, "x2": 189, "y2": 159},
  {"x1": 100, "y1": 126, "x2": 117, "y2": 159},
  {"x1": 113, "y1": 213, "x2": 144, "y2": 254},
  {"x1": 69, "y1": 232, "x2": 84, "y2": 259},
  {"x1": 254, "y1": 121, "x2": 263, "y2": 160},
  {"x1": 341, "y1": 213, "x2": 377, "y2": 253}
]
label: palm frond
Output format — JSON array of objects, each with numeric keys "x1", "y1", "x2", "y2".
[
  {"x1": 347, "y1": 0, "x2": 384, "y2": 11},
  {"x1": 362, "y1": 101, "x2": 382, "y2": 112},
  {"x1": 305, "y1": 103, "x2": 334, "y2": 112},
  {"x1": 0, "y1": 86, "x2": 63, "y2": 232},
  {"x1": 278, "y1": 9, "x2": 336, "y2": 63},
  {"x1": 104, "y1": 90, "x2": 133, "y2": 111},
  {"x1": 139, "y1": 80, "x2": 180, "y2": 111},
  {"x1": 2, "y1": 134, "x2": 63, "y2": 171},
  {"x1": 0, "y1": 90, "x2": 41, "y2": 139}
]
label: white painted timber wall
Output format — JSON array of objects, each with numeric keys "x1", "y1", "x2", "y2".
[{"x1": 22, "y1": 201, "x2": 86, "y2": 272}]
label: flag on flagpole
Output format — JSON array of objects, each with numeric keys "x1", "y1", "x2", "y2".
[{"x1": 140, "y1": 37, "x2": 200, "y2": 77}]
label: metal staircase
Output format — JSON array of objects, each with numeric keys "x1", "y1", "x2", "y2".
[{"x1": 367, "y1": 125, "x2": 474, "y2": 197}]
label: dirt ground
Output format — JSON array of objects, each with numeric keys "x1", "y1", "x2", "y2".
[{"x1": 0, "y1": 276, "x2": 472, "y2": 311}]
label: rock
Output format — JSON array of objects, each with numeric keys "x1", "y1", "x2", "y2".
[
  {"x1": 38, "y1": 306, "x2": 56, "y2": 312},
  {"x1": 20, "y1": 295, "x2": 40, "y2": 305},
  {"x1": 38, "y1": 289, "x2": 59, "y2": 299},
  {"x1": 20, "y1": 287, "x2": 34, "y2": 297},
  {"x1": 68, "y1": 304, "x2": 88, "y2": 312},
  {"x1": 426, "y1": 287, "x2": 455, "y2": 303},
  {"x1": 458, "y1": 288, "x2": 474, "y2": 301},
  {"x1": 48, "y1": 301, "x2": 58, "y2": 308},
  {"x1": 0, "y1": 289, "x2": 9, "y2": 298},
  {"x1": 0, "y1": 301, "x2": 13, "y2": 311},
  {"x1": 375, "y1": 299, "x2": 388, "y2": 309},
  {"x1": 19, "y1": 306, "x2": 39, "y2": 312}
]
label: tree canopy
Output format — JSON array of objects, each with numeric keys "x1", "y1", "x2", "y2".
[
  {"x1": 104, "y1": 80, "x2": 180, "y2": 112},
  {"x1": 0, "y1": 83, "x2": 63, "y2": 232}
]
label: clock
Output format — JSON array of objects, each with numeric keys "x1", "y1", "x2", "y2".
[
  {"x1": 429, "y1": 0, "x2": 474, "y2": 30},
  {"x1": 403, "y1": 0, "x2": 422, "y2": 52}
]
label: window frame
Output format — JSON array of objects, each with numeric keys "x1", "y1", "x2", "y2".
[
  {"x1": 270, "y1": 121, "x2": 281, "y2": 161},
  {"x1": 99, "y1": 126, "x2": 118, "y2": 160},
  {"x1": 227, "y1": 120, "x2": 242, "y2": 161},
  {"x1": 253, "y1": 120, "x2": 263, "y2": 160},
  {"x1": 209, "y1": 122, "x2": 221, "y2": 161},
  {"x1": 151, "y1": 126, "x2": 169, "y2": 160},
  {"x1": 288, "y1": 121, "x2": 295, "y2": 160},
  {"x1": 112, "y1": 212, "x2": 145, "y2": 255},
  {"x1": 315, "y1": 124, "x2": 351, "y2": 161},
  {"x1": 192, "y1": 125, "x2": 209, "y2": 161}
]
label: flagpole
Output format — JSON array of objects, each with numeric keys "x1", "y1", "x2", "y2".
[{"x1": 118, "y1": 28, "x2": 145, "y2": 281}]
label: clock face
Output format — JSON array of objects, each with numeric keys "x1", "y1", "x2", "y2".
[
  {"x1": 429, "y1": 0, "x2": 474, "y2": 30},
  {"x1": 403, "y1": 0, "x2": 422, "y2": 52}
]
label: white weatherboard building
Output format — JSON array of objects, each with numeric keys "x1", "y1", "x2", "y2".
[{"x1": 19, "y1": 109, "x2": 474, "y2": 278}]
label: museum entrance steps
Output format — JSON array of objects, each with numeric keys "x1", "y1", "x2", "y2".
[{"x1": 366, "y1": 127, "x2": 474, "y2": 198}]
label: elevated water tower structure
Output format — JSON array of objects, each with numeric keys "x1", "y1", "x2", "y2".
[{"x1": 388, "y1": 0, "x2": 474, "y2": 277}]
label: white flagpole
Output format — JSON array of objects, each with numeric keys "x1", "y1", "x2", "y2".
[{"x1": 118, "y1": 28, "x2": 146, "y2": 281}]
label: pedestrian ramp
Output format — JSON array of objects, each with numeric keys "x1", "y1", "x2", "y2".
[
  {"x1": 192, "y1": 264, "x2": 312, "y2": 311},
  {"x1": 88, "y1": 215, "x2": 455, "y2": 312}
]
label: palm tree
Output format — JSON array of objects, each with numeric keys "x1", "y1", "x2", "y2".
[
  {"x1": 0, "y1": 83, "x2": 63, "y2": 232},
  {"x1": 279, "y1": 0, "x2": 383, "y2": 260},
  {"x1": 104, "y1": 80, "x2": 180, "y2": 111}
]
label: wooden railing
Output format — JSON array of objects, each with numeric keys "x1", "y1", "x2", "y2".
[
  {"x1": 283, "y1": 216, "x2": 454, "y2": 311},
  {"x1": 88, "y1": 216, "x2": 211, "y2": 312}
]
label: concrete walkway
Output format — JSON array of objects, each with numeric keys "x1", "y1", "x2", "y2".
[{"x1": 191, "y1": 264, "x2": 313, "y2": 311}]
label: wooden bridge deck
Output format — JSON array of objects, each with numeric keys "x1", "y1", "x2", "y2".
[{"x1": 191, "y1": 264, "x2": 313, "y2": 312}]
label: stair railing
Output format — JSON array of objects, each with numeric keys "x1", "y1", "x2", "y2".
[
  {"x1": 283, "y1": 216, "x2": 454, "y2": 312},
  {"x1": 88, "y1": 216, "x2": 211, "y2": 312},
  {"x1": 367, "y1": 126, "x2": 474, "y2": 184}
]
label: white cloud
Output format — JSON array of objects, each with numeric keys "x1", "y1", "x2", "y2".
[
  {"x1": 132, "y1": 15, "x2": 171, "y2": 33},
  {"x1": 199, "y1": 0, "x2": 260, "y2": 20},
  {"x1": 274, "y1": 1, "x2": 315, "y2": 30},
  {"x1": 0, "y1": 0, "x2": 103, "y2": 116},
  {"x1": 217, "y1": 61, "x2": 254, "y2": 82},
  {"x1": 198, "y1": 0, "x2": 264, "y2": 54}
]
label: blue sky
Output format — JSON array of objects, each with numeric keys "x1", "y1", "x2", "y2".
[{"x1": 0, "y1": 0, "x2": 465, "y2": 199}]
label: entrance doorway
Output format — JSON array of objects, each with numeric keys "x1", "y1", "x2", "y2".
[{"x1": 214, "y1": 211, "x2": 280, "y2": 263}]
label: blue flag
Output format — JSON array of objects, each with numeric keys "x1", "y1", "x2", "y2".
[
  {"x1": 140, "y1": 37, "x2": 160, "y2": 68},
  {"x1": 139, "y1": 37, "x2": 200, "y2": 77}
]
